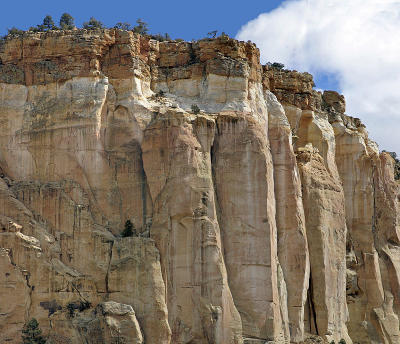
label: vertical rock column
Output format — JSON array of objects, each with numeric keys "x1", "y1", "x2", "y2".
[
  {"x1": 212, "y1": 113, "x2": 286, "y2": 342},
  {"x1": 142, "y1": 111, "x2": 242, "y2": 344},
  {"x1": 296, "y1": 149, "x2": 348, "y2": 342},
  {"x1": 266, "y1": 91, "x2": 310, "y2": 342},
  {"x1": 296, "y1": 110, "x2": 349, "y2": 342},
  {"x1": 333, "y1": 113, "x2": 400, "y2": 343}
]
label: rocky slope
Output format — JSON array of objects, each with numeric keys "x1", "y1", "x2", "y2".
[{"x1": 0, "y1": 29, "x2": 399, "y2": 344}]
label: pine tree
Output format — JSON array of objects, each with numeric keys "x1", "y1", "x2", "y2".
[
  {"x1": 42, "y1": 15, "x2": 56, "y2": 31},
  {"x1": 121, "y1": 220, "x2": 135, "y2": 237},
  {"x1": 21, "y1": 318, "x2": 46, "y2": 344},
  {"x1": 191, "y1": 104, "x2": 200, "y2": 114},
  {"x1": 60, "y1": 13, "x2": 74, "y2": 30}
]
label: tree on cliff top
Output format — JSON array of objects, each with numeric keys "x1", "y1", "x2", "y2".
[
  {"x1": 83, "y1": 17, "x2": 104, "y2": 30},
  {"x1": 207, "y1": 30, "x2": 217, "y2": 38},
  {"x1": 267, "y1": 62, "x2": 285, "y2": 70},
  {"x1": 133, "y1": 19, "x2": 148, "y2": 35},
  {"x1": 42, "y1": 15, "x2": 56, "y2": 31},
  {"x1": 21, "y1": 318, "x2": 46, "y2": 344},
  {"x1": 60, "y1": 13, "x2": 75, "y2": 30}
]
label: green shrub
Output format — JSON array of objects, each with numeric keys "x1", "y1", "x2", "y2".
[
  {"x1": 60, "y1": 13, "x2": 75, "y2": 30},
  {"x1": 66, "y1": 303, "x2": 75, "y2": 317},
  {"x1": 151, "y1": 33, "x2": 171, "y2": 41},
  {"x1": 28, "y1": 26, "x2": 41, "y2": 33},
  {"x1": 339, "y1": 339, "x2": 346, "y2": 344},
  {"x1": 78, "y1": 301, "x2": 91, "y2": 312},
  {"x1": 7, "y1": 27, "x2": 24, "y2": 36},
  {"x1": 83, "y1": 17, "x2": 104, "y2": 30},
  {"x1": 191, "y1": 104, "x2": 200, "y2": 115},
  {"x1": 220, "y1": 32, "x2": 229, "y2": 39},
  {"x1": 21, "y1": 318, "x2": 46, "y2": 344},
  {"x1": 121, "y1": 220, "x2": 135, "y2": 237},
  {"x1": 207, "y1": 30, "x2": 217, "y2": 38},
  {"x1": 269, "y1": 62, "x2": 285, "y2": 70},
  {"x1": 133, "y1": 19, "x2": 148, "y2": 35},
  {"x1": 114, "y1": 22, "x2": 131, "y2": 30}
]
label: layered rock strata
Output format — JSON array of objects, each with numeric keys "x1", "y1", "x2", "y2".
[{"x1": 0, "y1": 29, "x2": 399, "y2": 344}]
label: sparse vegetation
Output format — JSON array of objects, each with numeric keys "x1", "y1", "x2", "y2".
[
  {"x1": 207, "y1": 30, "x2": 217, "y2": 38},
  {"x1": 220, "y1": 32, "x2": 229, "y2": 39},
  {"x1": 6, "y1": 27, "x2": 24, "y2": 36},
  {"x1": 28, "y1": 26, "x2": 41, "y2": 33},
  {"x1": 267, "y1": 62, "x2": 285, "y2": 70},
  {"x1": 60, "y1": 13, "x2": 75, "y2": 30},
  {"x1": 121, "y1": 220, "x2": 135, "y2": 237},
  {"x1": 83, "y1": 17, "x2": 104, "y2": 30},
  {"x1": 339, "y1": 339, "x2": 346, "y2": 344},
  {"x1": 191, "y1": 104, "x2": 200, "y2": 115},
  {"x1": 114, "y1": 22, "x2": 131, "y2": 30},
  {"x1": 66, "y1": 303, "x2": 75, "y2": 317},
  {"x1": 21, "y1": 318, "x2": 46, "y2": 344},
  {"x1": 151, "y1": 33, "x2": 171, "y2": 41},
  {"x1": 132, "y1": 18, "x2": 148, "y2": 35},
  {"x1": 2, "y1": 16, "x2": 179, "y2": 41},
  {"x1": 78, "y1": 300, "x2": 91, "y2": 312},
  {"x1": 156, "y1": 90, "x2": 165, "y2": 98},
  {"x1": 66, "y1": 300, "x2": 91, "y2": 317}
]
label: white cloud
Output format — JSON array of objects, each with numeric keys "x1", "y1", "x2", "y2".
[{"x1": 237, "y1": 0, "x2": 400, "y2": 153}]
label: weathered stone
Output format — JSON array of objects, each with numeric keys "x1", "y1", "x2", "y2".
[{"x1": 0, "y1": 30, "x2": 399, "y2": 344}]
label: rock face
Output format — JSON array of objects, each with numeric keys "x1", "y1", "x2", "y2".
[{"x1": 0, "y1": 29, "x2": 399, "y2": 344}]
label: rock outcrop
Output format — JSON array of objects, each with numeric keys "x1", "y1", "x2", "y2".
[{"x1": 0, "y1": 29, "x2": 399, "y2": 344}]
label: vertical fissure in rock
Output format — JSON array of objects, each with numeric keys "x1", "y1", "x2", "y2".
[
  {"x1": 105, "y1": 240, "x2": 114, "y2": 295},
  {"x1": 23, "y1": 272, "x2": 33, "y2": 320},
  {"x1": 372, "y1": 165, "x2": 378, "y2": 238},
  {"x1": 209, "y1": 122, "x2": 235, "y2": 303},
  {"x1": 308, "y1": 272, "x2": 319, "y2": 335},
  {"x1": 189, "y1": 42, "x2": 198, "y2": 64},
  {"x1": 210, "y1": 134, "x2": 225, "y2": 254},
  {"x1": 138, "y1": 148, "x2": 150, "y2": 232}
]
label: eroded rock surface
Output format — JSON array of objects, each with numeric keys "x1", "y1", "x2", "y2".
[{"x1": 0, "y1": 30, "x2": 399, "y2": 343}]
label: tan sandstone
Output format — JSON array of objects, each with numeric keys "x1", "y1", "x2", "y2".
[{"x1": 0, "y1": 29, "x2": 399, "y2": 344}]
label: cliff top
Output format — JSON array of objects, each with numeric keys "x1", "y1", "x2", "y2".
[
  {"x1": 0, "y1": 28, "x2": 309, "y2": 83},
  {"x1": 0, "y1": 28, "x2": 370, "y2": 137}
]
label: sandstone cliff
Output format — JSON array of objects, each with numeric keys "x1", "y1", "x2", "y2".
[{"x1": 0, "y1": 29, "x2": 399, "y2": 344}]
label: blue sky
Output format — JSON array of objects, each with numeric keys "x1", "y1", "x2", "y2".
[{"x1": 0, "y1": 0, "x2": 280, "y2": 41}]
